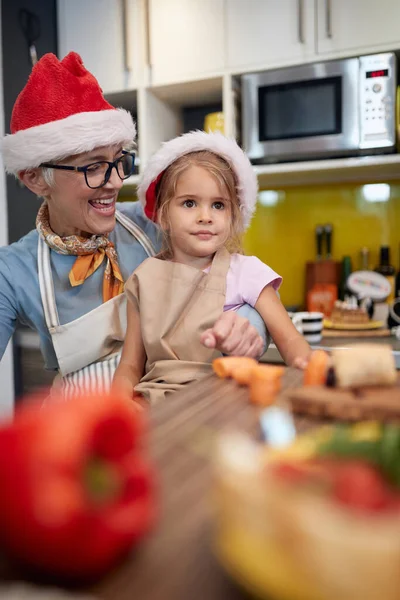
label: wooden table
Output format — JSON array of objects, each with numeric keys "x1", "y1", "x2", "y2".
[{"x1": 1, "y1": 369, "x2": 312, "y2": 599}]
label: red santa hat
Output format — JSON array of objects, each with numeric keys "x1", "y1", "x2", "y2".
[
  {"x1": 138, "y1": 130, "x2": 258, "y2": 230},
  {"x1": 2, "y1": 52, "x2": 136, "y2": 175}
]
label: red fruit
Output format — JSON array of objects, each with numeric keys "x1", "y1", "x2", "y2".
[{"x1": 332, "y1": 461, "x2": 393, "y2": 512}]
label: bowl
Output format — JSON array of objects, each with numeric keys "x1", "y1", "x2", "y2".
[{"x1": 213, "y1": 432, "x2": 400, "y2": 600}]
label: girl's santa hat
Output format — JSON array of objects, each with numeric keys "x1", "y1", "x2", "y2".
[
  {"x1": 2, "y1": 52, "x2": 136, "y2": 175},
  {"x1": 138, "y1": 130, "x2": 258, "y2": 230}
]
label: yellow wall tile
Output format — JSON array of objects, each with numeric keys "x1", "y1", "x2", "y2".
[{"x1": 243, "y1": 181, "x2": 400, "y2": 308}]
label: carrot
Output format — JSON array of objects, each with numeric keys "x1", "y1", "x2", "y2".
[
  {"x1": 250, "y1": 379, "x2": 281, "y2": 406},
  {"x1": 249, "y1": 365, "x2": 285, "y2": 406},
  {"x1": 212, "y1": 356, "x2": 258, "y2": 383},
  {"x1": 303, "y1": 350, "x2": 330, "y2": 386}
]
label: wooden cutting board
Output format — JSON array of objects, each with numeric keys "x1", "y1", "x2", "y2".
[
  {"x1": 282, "y1": 376, "x2": 400, "y2": 422},
  {"x1": 323, "y1": 328, "x2": 391, "y2": 338}
]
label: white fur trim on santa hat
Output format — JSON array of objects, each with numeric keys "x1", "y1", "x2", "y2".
[
  {"x1": 2, "y1": 109, "x2": 136, "y2": 175},
  {"x1": 138, "y1": 130, "x2": 258, "y2": 229}
]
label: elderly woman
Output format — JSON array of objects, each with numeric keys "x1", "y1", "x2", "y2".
[{"x1": 0, "y1": 52, "x2": 266, "y2": 398}]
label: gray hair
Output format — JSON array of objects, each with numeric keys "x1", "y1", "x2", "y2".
[{"x1": 41, "y1": 166, "x2": 55, "y2": 187}]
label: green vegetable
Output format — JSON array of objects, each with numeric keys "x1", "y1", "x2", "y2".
[{"x1": 318, "y1": 423, "x2": 400, "y2": 489}]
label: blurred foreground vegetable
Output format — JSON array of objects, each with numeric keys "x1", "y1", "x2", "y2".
[{"x1": 0, "y1": 391, "x2": 156, "y2": 581}]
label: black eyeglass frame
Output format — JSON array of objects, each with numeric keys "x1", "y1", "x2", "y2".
[{"x1": 40, "y1": 150, "x2": 136, "y2": 189}]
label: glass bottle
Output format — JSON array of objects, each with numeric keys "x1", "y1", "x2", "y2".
[
  {"x1": 375, "y1": 246, "x2": 395, "y2": 303},
  {"x1": 359, "y1": 247, "x2": 370, "y2": 271},
  {"x1": 339, "y1": 255, "x2": 352, "y2": 301}
]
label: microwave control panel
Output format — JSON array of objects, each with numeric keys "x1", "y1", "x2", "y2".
[{"x1": 359, "y1": 53, "x2": 396, "y2": 149}]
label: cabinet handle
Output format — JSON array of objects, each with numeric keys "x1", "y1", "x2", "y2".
[
  {"x1": 325, "y1": 0, "x2": 332, "y2": 38},
  {"x1": 144, "y1": 0, "x2": 151, "y2": 69},
  {"x1": 122, "y1": 0, "x2": 132, "y2": 72},
  {"x1": 297, "y1": 0, "x2": 304, "y2": 44}
]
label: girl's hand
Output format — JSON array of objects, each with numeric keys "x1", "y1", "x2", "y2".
[
  {"x1": 292, "y1": 356, "x2": 309, "y2": 370},
  {"x1": 200, "y1": 311, "x2": 264, "y2": 358}
]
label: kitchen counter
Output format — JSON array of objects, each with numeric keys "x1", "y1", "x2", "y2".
[
  {"x1": 0, "y1": 369, "x2": 316, "y2": 599},
  {"x1": 263, "y1": 335, "x2": 400, "y2": 368}
]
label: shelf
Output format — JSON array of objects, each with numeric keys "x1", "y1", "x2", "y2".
[
  {"x1": 255, "y1": 154, "x2": 400, "y2": 189},
  {"x1": 150, "y1": 76, "x2": 223, "y2": 107},
  {"x1": 122, "y1": 154, "x2": 400, "y2": 193}
]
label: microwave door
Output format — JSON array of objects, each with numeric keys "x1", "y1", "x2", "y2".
[{"x1": 242, "y1": 58, "x2": 360, "y2": 163}]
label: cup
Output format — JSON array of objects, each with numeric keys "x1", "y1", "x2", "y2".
[{"x1": 291, "y1": 311, "x2": 324, "y2": 344}]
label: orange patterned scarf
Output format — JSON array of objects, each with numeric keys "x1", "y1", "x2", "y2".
[{"x1": 36, "y1": 202, "x2": 124, "y2": 302}]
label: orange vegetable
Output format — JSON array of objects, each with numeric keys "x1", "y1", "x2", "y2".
[
  {"x1": 303, "y1": 350, "x2": 330, "y2": 386},
  {"x1": 249, "y1": 365, "x2": 285, "y2": 406},
  {"x1": 212, "y1": 356, "x2": 258, "y2": 384}
]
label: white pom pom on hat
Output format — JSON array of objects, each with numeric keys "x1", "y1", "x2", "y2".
[{"x1": 137, "y1": 130, "x2": 258, "y2": 230}]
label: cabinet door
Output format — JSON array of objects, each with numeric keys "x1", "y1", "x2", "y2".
[
  {"x1": 149, "y1": 0, "x2": 225, "y2": 86},
  {"x1": 57, "y1": 0, "x2": 143, "y2": 94},
  {"x1": 316, "y1": 0, "x2": 400, "y2": 56},
  {"x1": 225, "y1": 0, "x2": 315, "y2": 72}
]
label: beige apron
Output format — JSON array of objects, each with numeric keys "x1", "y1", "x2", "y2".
[
  {"x1": 125, "y1": 247, "x2": 231, "y2": 403},
  {"x1": 38, "y1": 210, "x2": 156, "y2": 399}
]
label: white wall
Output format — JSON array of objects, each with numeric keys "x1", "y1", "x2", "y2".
[{"x1": 0, "y1": 2, "x2": 15, "y2": 417}]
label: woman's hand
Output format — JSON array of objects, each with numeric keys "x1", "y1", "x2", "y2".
[{"x1": 200, "y1": 311, "x2": 264, "y2": 358}]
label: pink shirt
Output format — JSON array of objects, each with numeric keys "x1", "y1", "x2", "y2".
[{"x1": 206, "y1": 254, "x2": 282, "y2": 311}]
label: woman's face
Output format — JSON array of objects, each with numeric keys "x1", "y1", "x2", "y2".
[{"x1": 45, "y1": 144, "x2": 125, "y2": 237}]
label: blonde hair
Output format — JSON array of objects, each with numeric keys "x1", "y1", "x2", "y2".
[{"x1": 155, "y1": 150, "x2": 243, "y2": 259}]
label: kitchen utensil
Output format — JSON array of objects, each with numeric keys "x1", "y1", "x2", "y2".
[
  {"x1": 306, "y1": 224, "x2": 340, "y2": 314},
  {"x1": 19, "y1": 8, "x2": 40, "y2": 66},
  {"x1": 315, "y1": 224, "x2": 324, "y2": 260},
  {"x1": 324, "y1": 223, "x2": 333, "y2": 259}
]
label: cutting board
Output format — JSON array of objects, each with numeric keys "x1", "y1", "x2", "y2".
[
  {"x1": 282, "y1": 376, "x2": 400, "y2": 422},
  {"x1": 323, "y1": 328, "x2": 391, "y2": 338}
]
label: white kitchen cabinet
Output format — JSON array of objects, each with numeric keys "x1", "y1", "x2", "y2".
[
  {"x1": 316, "y1": 0, "x2": 400, "y2": 57},
  {"x1": 149, "y1": 0, "x2": 225, "y2": 86},
  {"x1": 57, "y1": 0, "x2": 145, "y2": 94},
  {"x1": 225, "y1": 0, "x2": 315, "y2": 72}
]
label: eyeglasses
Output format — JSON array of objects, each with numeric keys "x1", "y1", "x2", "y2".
[{"x1": 40, "y1": 151, "x2": 135, "y2": 189}]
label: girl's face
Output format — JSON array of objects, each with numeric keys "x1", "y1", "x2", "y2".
[
  {"x1": 46, "y1": 145, "x2": 124, "y2": 237},
  {"x1": 163, "y1": 164, "x2": 232, "y2": 266}
]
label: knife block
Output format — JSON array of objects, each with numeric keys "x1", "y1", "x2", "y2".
[{"x1": 305, "y1": 260, "x2": 341, "y2": 314}]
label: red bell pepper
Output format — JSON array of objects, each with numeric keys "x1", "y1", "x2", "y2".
[{"x1": 0, "y1": 390, "x2": 156, "y2": 581}]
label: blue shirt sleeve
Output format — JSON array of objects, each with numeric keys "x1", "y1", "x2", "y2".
[
  {"x1": 0, "y1": 258, "x2": 17, "y2": 359},
  {"x1": 236, "y1": 304, "x2": 270, "y2": 354}
]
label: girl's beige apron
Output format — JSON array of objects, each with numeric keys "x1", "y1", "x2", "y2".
[
  {"x1": 125, "y1": 247, "x2": 230, "y2": 403},
  {"x1": 38, "y1": 210, "x2": 156, "y2": 399}
]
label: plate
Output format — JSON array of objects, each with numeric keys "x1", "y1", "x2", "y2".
[{"x1": 323, "y1": 319, "x2": 384, "y2": 330}]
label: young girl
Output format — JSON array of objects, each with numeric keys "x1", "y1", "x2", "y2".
[{"x1": 113, "y1": 131, "x2": 311, "y2": 404}]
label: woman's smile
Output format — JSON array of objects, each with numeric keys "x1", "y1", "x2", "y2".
[{"x1": 88, "y1": 196, "x2": 117, "y2": 216}]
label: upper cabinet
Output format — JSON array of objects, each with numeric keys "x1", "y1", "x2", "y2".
[
  {"x1": 225, "y1": 0, "x2": 400, "y2": 74},
  {"x1": 316, "y1": 0, "x2": 400, "y2": 57},
  {"x1": 149, "y1": 0, "x2": 225, "y2": 86},
  {"x1": 225, "y1": 0, "x2": 315, "y2": 72},
  {"x1": 57, "y1": 0, "x2": 145, "y2": 94}
]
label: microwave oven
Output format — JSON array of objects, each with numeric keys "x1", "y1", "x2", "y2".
[{"x1": 242, "y1": 53, "x2": 397, "y2": 164}]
